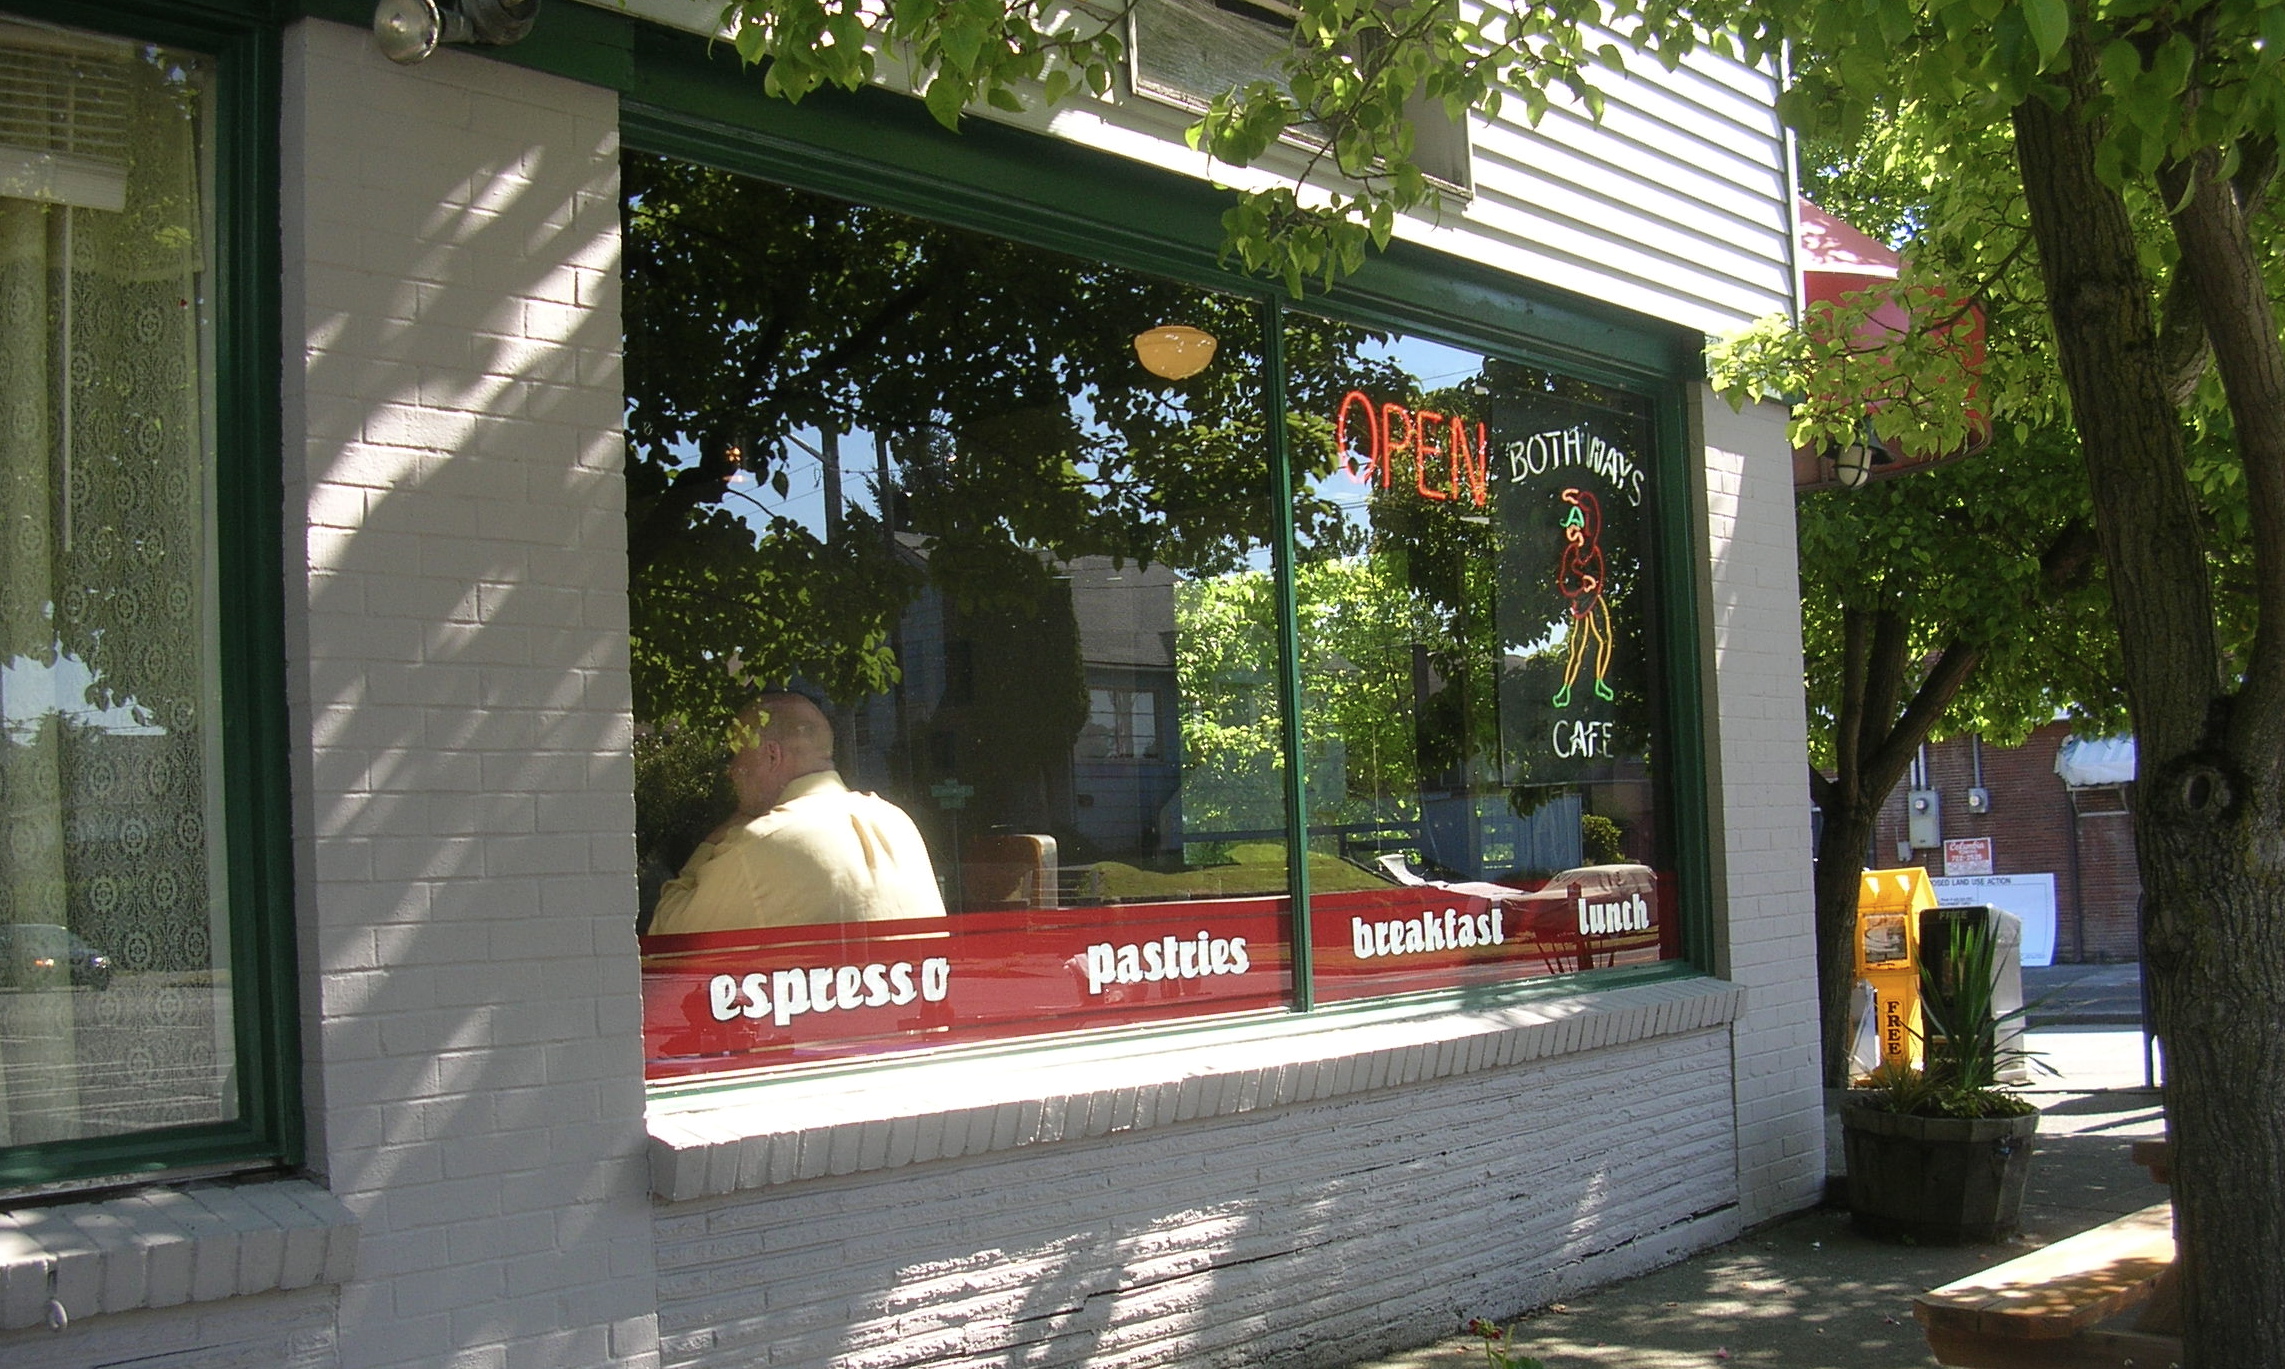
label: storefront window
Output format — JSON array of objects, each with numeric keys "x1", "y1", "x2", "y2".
[
  {"x1": 628, "y1": 159, "x2": 1298, "y2": 1076},
  {"x1": 628, "y1": 158, "x2": 1686, "y2": 1081},
  {"x1": 1281, "y1": 315, "x2": 1681, "y2": 1002},
  {"x1": 0, "y1": 18, "x2": 238, "y2": 1146}
]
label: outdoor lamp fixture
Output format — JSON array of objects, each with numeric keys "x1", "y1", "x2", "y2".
[
  {"x1": 373, "y1": 0, "x2": 539, "y2": 64},
  {"x1": 1832, "y1": 420, "x2": 1883, "y2": 490},
  {"x1": 1134, "y1": 325, "x2": 1217, "y2": 380}
]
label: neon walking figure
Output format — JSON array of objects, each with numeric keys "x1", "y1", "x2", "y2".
[{"x1": 1552, "y1": 487, "x2": 1616, "y2": 708}]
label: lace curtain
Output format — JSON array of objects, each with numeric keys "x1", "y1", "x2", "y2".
[{"x1": 0, "y1": 20, "x2": 231, "y2": 1145}]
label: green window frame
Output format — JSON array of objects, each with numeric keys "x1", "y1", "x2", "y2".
[
  {"x1": 601, "y1": 20, "x2": 1718, "y2": 1032},
  {"x1": 0, "y1": 0, "x2": 295, "y2": 1193},
  {"x1": 290, "y1": 0, "x2": 1717, "y2": 1062}
]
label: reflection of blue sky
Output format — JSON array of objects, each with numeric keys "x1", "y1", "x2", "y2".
[
  {"x1": 676, "y1": 385, "x2": 1281, "y2": 574},
  {"x1": 1, "y1": 652, "x2": 163, "y2": 735}
]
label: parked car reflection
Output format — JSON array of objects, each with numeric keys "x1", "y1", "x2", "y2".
[{"x1": 0, "y1": 924, "x2": 115, "y2": 990}]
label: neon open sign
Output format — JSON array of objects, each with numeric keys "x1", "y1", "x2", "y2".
[{"x1": 1335, "y1": 391, "x2": 1490, "y2": 507}]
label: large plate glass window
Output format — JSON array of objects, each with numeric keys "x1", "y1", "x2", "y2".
[
  {"x1": 0, "y1": 17, "x2": 238, "y2": 1151},
  {"x1": 1281, "y1": 313, "x2": 1681, "y2": 1000},
  {"x1": 627, "y1": 156, "x2": 1298, "y2": 1077}
]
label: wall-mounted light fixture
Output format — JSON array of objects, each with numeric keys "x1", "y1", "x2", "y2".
[
  {"x1": 1831, "y1": 418, "x2": 1885, "y2": 490},
  {"x1": 373, "y1": 0, "x2": 540, "y2": 64},
  {"x1": 1133, "y1": 325, "x2": 1217, "y2": 380}
]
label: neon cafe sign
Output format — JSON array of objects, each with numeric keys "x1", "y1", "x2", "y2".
[{"x1": 1335, "y1": 391, "x2": 1490, "y2": 506}]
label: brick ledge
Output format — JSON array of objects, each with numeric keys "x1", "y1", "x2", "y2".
[
  {"x1": 0, "y1": 1179, "x2": 357, "y2": 1330},
  {"x1": 648, "y1": 974, "x2": 1742, "y2": 1201}
]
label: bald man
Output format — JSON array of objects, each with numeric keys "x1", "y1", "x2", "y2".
[{"x1": 647, "y1": 693, "x2": 946, "y2": 934}]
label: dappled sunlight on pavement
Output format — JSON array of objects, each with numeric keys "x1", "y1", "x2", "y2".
[{"x1": 1348, "y1": 1029, "x2": 2167, "y2": 1369}]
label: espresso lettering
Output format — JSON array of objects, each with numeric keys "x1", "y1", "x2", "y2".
[{"x1": 773, "y1": 969, "x2": 810, "y2": 1027}]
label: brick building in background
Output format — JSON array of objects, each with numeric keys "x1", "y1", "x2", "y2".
[{"x1": 1853, "y1": 722, "x2": 2142, "y2": 963}]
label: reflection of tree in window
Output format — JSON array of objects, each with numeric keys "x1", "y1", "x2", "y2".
[{"x1": 624, "y1": 156, "x2": 1383, "y2": 903}]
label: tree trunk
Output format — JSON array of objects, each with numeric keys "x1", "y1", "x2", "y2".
[
  {"x1": 1813, "y1": 800, "x2": 1878, "y2": 1087},
  {"x1": 2015, "y1": 41, "x2": 2285, "y2": 1367}
]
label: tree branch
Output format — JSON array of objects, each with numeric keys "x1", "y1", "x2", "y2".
[
  {"x1": 1808, "y1": 762, "x2": 1839, "y2": 813},
  {"x1": 2014, "y1": 44, "x2": 2219, "y2": 765},
  {"x1": 1835, "y1": 608, "x2": 1869, "y2": 798},
  {"x1": 2161, "y1": 148, "x2": 2285, "y2": 762},
  {"x1": 1855, "y1": 608, "x2": 1911, "y2": 780},
  {"x1": 1860, "y1": 636, "x2": 1985, "y2": 795}
]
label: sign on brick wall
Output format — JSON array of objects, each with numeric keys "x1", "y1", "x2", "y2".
[{"x1": 1942, "y1": 837, "x2": 1993, "y2": 876}]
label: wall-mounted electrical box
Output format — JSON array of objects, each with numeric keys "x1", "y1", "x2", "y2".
[
  {"x1": 1907, "y1": 788, "x2": 1941, "y2": 848},
  {"x1": 1966, "y1": 786, "x2": 1992, "y2": 814}
]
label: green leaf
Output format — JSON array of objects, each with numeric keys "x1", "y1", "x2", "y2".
[
  {"x1": 923, "y1": 77, "x2": 968, "y2": 129},
  {"x1": 2020, "y1": 0, "x2": 2067, "y2": 62}
]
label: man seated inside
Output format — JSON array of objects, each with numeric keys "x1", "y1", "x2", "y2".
[{"x1": 648, "y1": 692, "x2": 947, "y2": 934}]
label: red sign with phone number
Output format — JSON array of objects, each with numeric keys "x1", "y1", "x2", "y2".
[{"x1": 639, "y1": 872, "x2": 1676, "y2": 1078}]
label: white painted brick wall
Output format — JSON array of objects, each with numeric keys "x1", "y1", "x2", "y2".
[
  {"x1": 279, "y1": 19, "x2": 656, "y2": 1369},
  {"x1": 0, "y1": 1286, "x2": 339, "y2": 1369},
  {"x1": 655, "y1": 1030, "x2": 1741, "y2": 1369},
  {"x1": 1697, "y1": 390, "x2": 1825, "y2": 1223}
]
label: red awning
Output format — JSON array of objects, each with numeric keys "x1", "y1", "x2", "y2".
[{"x1": 1794, "y1": 199, "x2": 1990, "y2": 491}]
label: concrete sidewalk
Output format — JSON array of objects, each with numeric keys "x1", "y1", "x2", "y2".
[{"x1": 1355, "y1": 1027, "x2": 2166, "y2": 1369}]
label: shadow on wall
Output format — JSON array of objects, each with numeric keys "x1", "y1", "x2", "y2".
[
  {"x1": 289, "y1": 25, "x2": 648, "y2": 1359},
  {"x1": 650, "y1": 1031, "x2": 1737, "y2": 1367}
]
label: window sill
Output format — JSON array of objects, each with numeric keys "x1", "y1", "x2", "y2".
[
  {"x1": 0, "y1": 1179, "x2": 357, "y2": 1330},
  {"x1": 648, "y1": 972, "x2": 1742, "y2": 1202}
]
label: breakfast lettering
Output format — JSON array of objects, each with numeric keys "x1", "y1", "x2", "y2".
[
  {"x1": 1350, "y1": 907, "x2": 1505, "y2": 959},
  {"x1": 707, "y1": 956, "x2": 951, "y2": 1027}
]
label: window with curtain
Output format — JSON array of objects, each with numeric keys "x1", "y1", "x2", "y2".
[{"x1": 0, "y1": 16, "x2": 235, "y2": 1148}]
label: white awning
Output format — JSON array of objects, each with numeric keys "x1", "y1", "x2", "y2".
[{"x1": 2056, "y1": 735, "x2": 2136, "y2": 787}]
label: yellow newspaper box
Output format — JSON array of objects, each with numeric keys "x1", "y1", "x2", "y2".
[{"x1": 1857, "y1": 867, "x2": 1935, "y2": 1072}]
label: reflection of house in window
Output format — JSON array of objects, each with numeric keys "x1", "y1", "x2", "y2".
[
  {"x1": 1069, "y1": 558, "x2": 1183, "y2": 858},
  {"x1": 1084, "y1": 687, "x2": 1160, "y2": 760}
]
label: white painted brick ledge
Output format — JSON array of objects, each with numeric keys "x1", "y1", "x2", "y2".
[
  {"x1": 649, "y1": 974, "x2": 1743, "y2": 1201},
  {"x1": 0, "y1": 1180, "x2": 357, "y2": 1330}
]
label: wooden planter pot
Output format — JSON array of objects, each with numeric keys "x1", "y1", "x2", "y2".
[{"x1": 1841, "y1": 1103, "x2": 2038, "y2": 1244}]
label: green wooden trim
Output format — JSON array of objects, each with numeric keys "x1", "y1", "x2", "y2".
[
  {"x1": 290, "y1": 0, "x2": 1704, "y2": 383},
  {"x1": 0, "y1": 0, "x2": 299, "y2": 1192},
  {"x1": 214, "y1": 11, "x2": 304, "y2": 1178},
  {"x1": 1263, "y1": 298, "x2": 1314, "y2": 1011},
  {"x1": 613, "y1": 25, "x2": 1719, "y2": 1001},
  {"x1": 1649, "y1": 386, "x2": 1719, "y2": 974}
]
